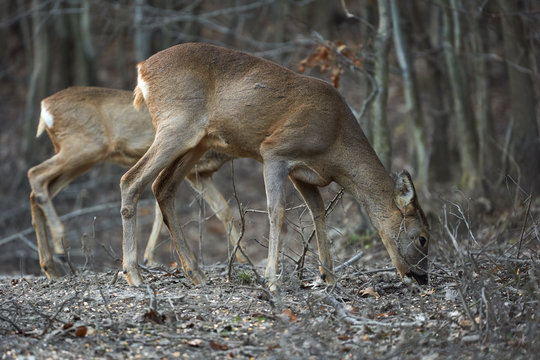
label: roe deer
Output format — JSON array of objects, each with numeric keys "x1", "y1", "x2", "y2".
[
  {"x1": 122, "y1": 43, "x2": 430, "y2": 288},
  {"x1": 28, "y1": 86, "x2": 246, "y2": 279}
]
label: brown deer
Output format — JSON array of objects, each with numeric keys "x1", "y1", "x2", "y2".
[
  {"x1": 28, "y1": 86, "x2": 246, "y2": 279},
  {"x1": 121, "y1": 43, "x2": 430, "y2": 288}
]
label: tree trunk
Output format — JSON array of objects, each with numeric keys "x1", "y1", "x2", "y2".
[
  {"x1": 134, "y1": 0, "x2": 151, "y2": 62},
  {"x1": 412, "y1": 2, "x2": 451, "y2": 183},
  {"x1": 370, "y1": 0, "x2": 392, "y2": 170},
  {"x1": 68, "y1": 0, "x2": 97, "y2": 85},
  {"x1": 24, "y1": 0, "x2": 51, "y2": 159},
  {"x1": 389, "y1": 0, "x2": 428, "y2": 187},
  {"x1": 497, "y1": 0, "x2": 540, "y2": 195},
  {"x1": 440, "y1": 0, "x2": 479, "y2": 188},
  {"x1": 469, "y1": 6, "x2": 497, "y2": 176}
]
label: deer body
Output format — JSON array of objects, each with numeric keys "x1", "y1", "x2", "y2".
[
  {"x1": 28, "y1": 86, "x2": 245, "y2": 279},
  {"x1": 123, "y1": 43, "x2": 429, "y2": 288}
]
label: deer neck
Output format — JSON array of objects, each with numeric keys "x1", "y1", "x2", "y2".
[{"x1": 332, "y1": 135, "x2": 400, "y2": 234}]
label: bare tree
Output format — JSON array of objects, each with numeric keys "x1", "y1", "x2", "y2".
[
  {"x1": 24, "y1": 0, "x2": 51, "y2": 158},
  {"x1": 439, "y1": 0, "x2": 479, "y2": 188},
  {"x1": 497, "y1": 0, "x2": 540, "y2": 195},
  {"x1": 469, "y1": 3, "x2": 497, "y2": 177},
  {"x1": 390, "y1": 0, "x2": 428, "y2": 187},
  {"x1": 370, "y1": 0, "x2": 392, "y2": 170},
  {"x1": 68, "y1": 0, "x2": 97, "y2": 85},
  {"x1": 134, "y1": 0, "x2": 151, "y2": 62}
]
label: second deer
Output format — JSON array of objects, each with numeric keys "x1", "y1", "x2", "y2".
[{"x1": 28, "y1": 86, "x2": 246, "y2": 279}]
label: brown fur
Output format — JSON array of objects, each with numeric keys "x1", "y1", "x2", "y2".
[
  {"x1": 28, "y1": 86, "x2": 245, "y2": 280},
  {"x1": 120, "y1": 43, "x2": 430, "y2": 288}
]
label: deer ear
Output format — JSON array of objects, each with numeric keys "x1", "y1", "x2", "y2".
[{"x1": 394, "y1": 170, "x2": 416, "y2": 211}]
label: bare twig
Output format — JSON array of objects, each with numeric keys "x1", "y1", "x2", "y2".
[
  {"x1": 517, "y1": 194, "x2": 532, "y2": 260},
  {"x1": 227, "y1": 160, "x2": 262, "y2": 286},
  {"x1": 37, "y1": 290, "x2": 82, "y2": 336},
  {"x1": 335, "y1": 251, "x2": 364, "y2": 272},
  {"x1": 0, "y1": 313, "x2": 24, "y2": 334},
  {"x1": 146, "y1": 284, "x2": 158, "y2": 311},
  {"x1": 296, "y1": 189, "x2": 344, "y2": 278}
]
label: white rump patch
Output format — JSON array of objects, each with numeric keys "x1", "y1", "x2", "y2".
[
  {"x1": 137, "y1": 65, "x2": 149, "y2": 100},
  {"x1": 41, "y1": 103, "x2": 54, "y2": 128}
]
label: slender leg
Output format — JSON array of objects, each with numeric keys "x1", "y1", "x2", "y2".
[
  {"x1": 120, "y1": 125, "x2": 205, "y2": 286},
  {"x1": 46, "y1": 164, "x2": 95, "y2": 254},
  {"x1": 262, "y1": 160, "x2": 289, "y2": 290},
  {"x1": 29, "y1": 192, "x2": 59, "y2": 278},
  {"x1": 290, "y1": 179, "x2": 335, "y2": 284},
  {"x1": 152, "y1": 145, "x2": 207, "y2": 284},
  {"x1": 186, "y1": 173, "x2": 248, "y2": 263},
  {"x1": 28, "y1": 152, "x2": 97, "y2": 276},
  {"x1": 143, "y1": 200, "x2": 163, "y2": 265}
]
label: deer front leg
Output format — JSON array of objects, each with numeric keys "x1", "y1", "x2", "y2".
[
  {"x1": 152, "y1": 147, "x2": 207, "y2": 285},
  {"x1": 262, "y1": 160, "x2": 288, "y2": 291},
  {"x1": 291, "y1": 179, "x2": 335, "y2": 284}
]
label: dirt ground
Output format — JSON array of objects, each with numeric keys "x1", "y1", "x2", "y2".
[
  {"x1": 1, "y1": 161, "x2": 539, "y2": 359},
  {"x1": 0, "y1": 226, "x2": 538, "y2": 359}
]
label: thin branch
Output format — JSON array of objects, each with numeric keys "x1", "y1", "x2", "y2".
[
  {"x1": 296, "y1": 189, "x2": 344, "y2": 277},
  {"x1": 227, "y1": 160, "x2": 263, "y2": 285},
  {"x1": 517, "y1": 194, "x2": 532, "y2": 260}
]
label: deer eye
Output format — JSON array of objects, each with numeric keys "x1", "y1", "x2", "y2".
[{"x1": 419, "y1": 236, "x2": 427, "y2": 247}]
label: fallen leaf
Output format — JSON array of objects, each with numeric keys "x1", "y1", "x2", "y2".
[
  {"x1": 375, "y1": 311, "x2": 397, "y2": 319},
  {"x1": 282, "y1": 308, "x2": 298, "y2": 322},
  {"x1": 186, "y1": 339, "x2": 203, "y2": 347},
  {"x1": 210, "y1": 341, "x2": 229, "y2": 350},
  {"x1": 360, "y1": 287, "x2": 380, "y2": 299},
  {"x1": 143, "y1": 309, "x2": 166, "y2": 324},
  {"x1": 75, "y1": 326, "x2": 87, "y2": 337}
]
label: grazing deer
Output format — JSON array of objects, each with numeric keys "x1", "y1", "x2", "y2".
[
  {"x1": 28, "y1": 86, "x2": 246, "y2": 279},
  {"x1": 122, "y1": 43, "x2": 430, "y2": 288}
]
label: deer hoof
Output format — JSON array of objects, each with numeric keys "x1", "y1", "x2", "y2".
[
  {"x1": 124, "y1": 267, "x2": 144, "y2": 286},
  {"x1": 186, "y1": 268, "x2": 207, "y2": 285}
]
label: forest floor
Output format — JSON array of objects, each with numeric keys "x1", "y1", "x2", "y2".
[
  {"x1": 0, "y1": 235, "x2": 537, "y2": 360},
  {"x1": 0, "y1": 160, "x2": 538, "y2": 359}
]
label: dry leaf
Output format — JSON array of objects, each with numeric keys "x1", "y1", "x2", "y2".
[
  {"x1": 75, "y1": 326, "x2": 87, "y2": 337},
  {"x1": 282, "y1": 308, "x2": 298, "y2": 322},
  {"x1": 210, "y1": 341, "x2": 229, "y2": 350},
  {"x1": 186, "y1": 339, "x2": 203, "y2": 347},
  {"x1": 360, "y1": 287, "x2": 380, "y2": 299},
  {"x1": 143, "y1": 309, "x2": 166, "y2": 324}
]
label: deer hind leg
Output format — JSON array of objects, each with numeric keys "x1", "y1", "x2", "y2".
[
  {"x1": 120, "y1": 125, "x2": 206, "y2": 286},
  {"x1": 261, "y1": 159, "x2": 289, "y2": 291},
  {"x1": 152, "y1": 145, "x2": 208, "y2": 285},
  {"x1": 290, "y1": 179, "x2": 335, "y2": 284},
  {"x1": 186, "y1": 172, "x2": 248, "y2": 264},
  {"x1": 45, "y1": 163, "x2": 95, "y2": 254},
  {"x1": 142, "y1": 200, "x2": 163, "y2": 266},
  {"x1": 29, "y1": 191, "x2": 59, "y2": 278},
  {"x1": 27, "y1": 156, "x2": 68, "y2": 256},
  {"x1": 27, "y1": 153, "x2": 95, "y2": 276}
]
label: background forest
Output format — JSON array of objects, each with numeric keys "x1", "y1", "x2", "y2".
[
  {"x1": 1, "y1": 0, "x2": 539, "y2": 282},
  {"x1": 0, "y1": 1, "x2": 539, "y2": 359},
  {"x1": 0, "y1": 0, "x2": 539, "y2": 282}
]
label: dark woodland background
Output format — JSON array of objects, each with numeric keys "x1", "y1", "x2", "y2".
[{"x1": 0, "y1": 0, "x2": 539, "y2": 276}]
